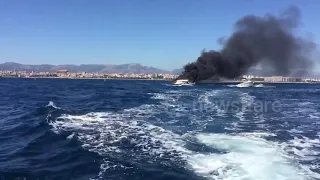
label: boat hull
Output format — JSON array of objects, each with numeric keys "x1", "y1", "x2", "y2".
[
  {"x1": 172, "y1": 79, "x2": 194, "y2": 86},
  {"x1": 236, "y1": 81, "x2": 254, "y2": 87}
]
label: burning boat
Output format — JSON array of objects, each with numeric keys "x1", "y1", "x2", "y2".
[{"x1": 172, "y1": 79, "x2": 194, "y2": 86}]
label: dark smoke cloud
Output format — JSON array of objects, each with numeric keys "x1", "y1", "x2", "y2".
[{"x1": 177, "y1": 5, "x2": 316, "y2": 83}]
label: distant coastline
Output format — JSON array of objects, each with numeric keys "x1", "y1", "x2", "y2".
[
  {"x1": 0, "y1": 76, "x2": 172, "y2": 81},
  {"x1": 1, "y1": 68, "x2": 320, "y2": 83},
  {"x1": 1, "y1": 76, "x2": 319, "y2": 84},
  {"x1": 0, "y1": 62, "x2": 180, "y2": 75},
  {"x1": 0, "y1": 69, "x2": 178, "y2": 80}
]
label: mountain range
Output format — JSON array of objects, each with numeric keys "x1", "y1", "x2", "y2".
[
  {"x1": 0, "y1": 62, "x2": 183, "y2": 75},
  {"x1": 3, "y1": 62, "x2": 317, "y2": 78}
]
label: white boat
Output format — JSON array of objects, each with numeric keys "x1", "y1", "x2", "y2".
[
  {"x1": 236, "y1": 80, "x2": 254, "y2": 87},
  {"x1": 172, "y1": 79, "x2": 194, "y2": 86}
]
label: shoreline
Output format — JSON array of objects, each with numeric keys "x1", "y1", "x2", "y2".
[
  {"x1": 1, "y1": 76, "x2": 319, "y2": 84},
  {"x1": 0, "y1": 76, "x2": 172, "y2": 81}
]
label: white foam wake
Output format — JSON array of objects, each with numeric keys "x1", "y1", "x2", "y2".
[
  {"x1": 48, "y1": 89, "x2": 319, "y2": 180},
  {"x1": 198, "y1": 90, "x2": 227, "y2": 117},
  {"x1": 226, "y1": 84, "x2": 274, "y2": 88},
  {"x1": 46, "y1": 101, "x2": 61, "y2": 109},
  {"x1": 50, "y1": 112, "x2": 316, "y2": 180},
  {"x1": 49, "y1": 108, "x2": 190, "y2": 179},
  {"x1": 282, "y1": 136, "x2": 320, "y2": 179},
  {"x1": 188, "y1": 133, "x2": 310, "y2": 180}
]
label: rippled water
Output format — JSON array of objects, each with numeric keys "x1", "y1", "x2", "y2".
[{"x1": 0, "y1": 78, "x2": 319, "y2": 180}]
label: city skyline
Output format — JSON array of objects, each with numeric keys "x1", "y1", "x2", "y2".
[
  {"x1": 0, "y1": 0, "x2": 319, "y2": 70},
  {"x1": 1, "y1": 69, "x2": 320, "y2": 83},
  {"x1": 1, "y1": 61, "x2": 320, "y2": 78}
]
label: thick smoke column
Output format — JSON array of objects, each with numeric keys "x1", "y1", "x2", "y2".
[{"x1": 178, "y1": 6, "x2": 316, "y2": 83}]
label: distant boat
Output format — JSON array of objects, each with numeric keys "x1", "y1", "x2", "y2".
[
  {"x1": 236, "y1": 80, "x2": 254, "y2": 87},
  {"x1": 172, "y1": 79, "x2": 195, "y2": 86}
]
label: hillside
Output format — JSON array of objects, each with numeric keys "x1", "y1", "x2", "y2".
[{"x1": 0, "y1": 62, "x2": 171, "y2": 74}]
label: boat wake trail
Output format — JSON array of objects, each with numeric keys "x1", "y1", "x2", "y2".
[
  {"x1": 48, "y1": 87, "x2": 319, "y2": 180},
  {"x1": 226, "y1": 84, "x2": 275, "y2": 88}
]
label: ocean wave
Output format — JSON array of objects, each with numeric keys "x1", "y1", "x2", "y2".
[
  {"x1": 2, "y1": 79, "x2": 320, "y2": 180},
  {"x1": 49, "y1": 91, "x2": 319, "y2": 180}
]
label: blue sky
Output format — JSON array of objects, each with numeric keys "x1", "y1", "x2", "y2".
[{"x1": 0, "y1": 0, "x2": 319, "y2": 70}]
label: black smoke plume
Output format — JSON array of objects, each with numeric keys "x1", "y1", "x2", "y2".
[{"x1": 177, "y1": 5, "x2": 316, "y2": 83}]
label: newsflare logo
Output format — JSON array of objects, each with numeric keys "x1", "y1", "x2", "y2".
[{"x1": 192, "y1": 99, "x2": 282, "y2": 113}]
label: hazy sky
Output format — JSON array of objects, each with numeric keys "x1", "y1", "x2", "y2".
[{"x1": 0, "y1": 0, "x2": 319, "y2": 70}]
